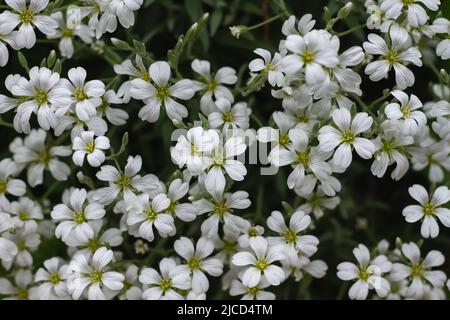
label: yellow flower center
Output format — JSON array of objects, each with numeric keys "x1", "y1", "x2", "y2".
[
  {"x1": 0, "y1": 180, "x2": 7, "y2": 194},
  {"x1": 145, "y1": 208, "x2": 158, "y2": 221},
  {"x1": 50, "y1": 273, "x2": 61, "y2": 284},
  {"x1": 296, "y1": 150, "x2": 310, "y2": 167},
  {"x1": 73, "y1": 211, "x2": 86, "y2": 224},
  {"x1": 411, "y1": 264, "x2": 423, "y2": 277},
  {"x1": 190, "y1": 144, "x2": 199, "y2": 156},
  {"x1": 385, "y1": 50, "x2": 400, "y2": 65},
  {"x1": 62, "y1": 28, "x2": 73, "y2": 38},
  {"x1": 223, "y1": 112, "x2": 234, "y2": 123},
  {"x1": 423, "y1": 203, "x2": 435, "y2": 216},
  {"x1": 88, "y1": 238, "x2": 101, "y2": 252},
  {"x1": 90, "y1": 270, "x2": 103, "y2": 283},
  {"x1": 35, "y1": 90, "x2": 48, "y2": 106},
  {"x1": 207, "y1": 79, "x2": 218, "y2": 92},
  {"x1": 248, "y1": 228, "x2": 259, "y2": 237},
  {"x1": 160, "y1": 278, "x2": 172, "y2": 292},
  {"x1": 214, "y1": 202, "x2": 229, "y2": 217},
  {"x1": 74, "y1": 88, "x2": 88, "y2": 101},
  {"x1": 141, "y1": 71, "x2": 150, "y2": 81},
  {"x1": 381, "y1": 139, "x2": 394, "y2": 154},
  {"x1": 247, "y1": 286, "x2": 260, "y2": 296},
  {"x1": 358, "y1": 269, "x2": 370, "y2": 281},
  {"x1": 85, "y1": 142, "x2": 96, "y2": 154},
  {"x1": 20, "y1": 9, "x2": 34, "y2": 23},
  {"x1": 39, "y1": 150, "x2": 51, "y2": 165},
  {"x1": 187, "y1": 257, "x2": 201, "y2": 270},
  {"x1": 117, "y1": 175, "x2": 131, "y2": 191},
  {"x1": 341, "y1": 130, "x2": 356, "y2": 144},
  {"x1": 18, "y1": 288, "x2": 29, "y2": 300},
  {"x1": 296, "y1": 114, "x2": 309, "y2": 123},
  {"x1": 255, "y1": 259, "x2": 268, "y2": 271},
  {"x1": 156, "y1": 86, "x2": 169, "y2": 101},
  {"x1": 282, "y1": 230, "x2": 297, "y2": 244},
  {"x1": 19, "y1": 211, "x2": 29, "y2": 221},
  {"x1": 301, "y1": 50, "x2": 315, "y2": 64},
  {"x1": 278, "y1": 132, "x2": 290, "y2": 147},
  {"x1": 400, "y1": 106, "x2": 410, "y2": 118}
]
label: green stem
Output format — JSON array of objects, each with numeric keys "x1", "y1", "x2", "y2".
[
  {"x1": 250, "y1": 113, "x2": 263, "y2": 127},
  {"x1": 351, "y1": 94, "x2": 376, "y2": 118},
  {"x1": 337, "y1": 23, "x2": 366, "y2": 37},
  {"x1": 0, "y1": 119, "x2": 14, "y2": 128},
  {"x1": 246, "y1": 14, "x2": 283, "y2": 32}
]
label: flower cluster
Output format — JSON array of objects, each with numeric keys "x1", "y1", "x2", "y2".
[{"x1": 0, "y1": 0, "x2": 449, "y2": 300}]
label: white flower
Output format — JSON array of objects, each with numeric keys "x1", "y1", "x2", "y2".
[
  {"x1": 109, "y1": 0, "x2": 143, "y2": 28},
  {"x1": 164, "y1": 178, "x2": 198, "y2": 222},
  {"x1": 170, "y1": 127, "x2": 219, "y2": 176},
  {"x1": 1, "y1": 0, "x2": 58, "y2": 49},
  {"x1": 208, "y1": 98, "x2": 251, "y2": 131},
  {"x1": 47, "y1": 11, "x2": 94, "y2": 58},
  {"x1": 97, "y1": 90, "x2": 128, "y2": 125},
  {"x1": 232, "y1": 236, "x2": 285, "y2": 287},
  {"x1": 64, "y1": 220, "x2": 123, "y2": 252},
  {"x1": 72, "y1": 131, "x2": 110, "y2": 167},
  {"x1": 0, "y1": 215, "x2": 18, "y2": 263},
  {"x1": 118, "y1": 264, "x2": 142, "y2": 300},
  {"x1": 67, "y1": 247, "x2": 124, "y2": 300},
  {"x1": 410, "y1": 141, "x2": 450, "y2": 183},
  {"x1": 363, "y1": 24, "x2": 422, "y2": 89},
  {"x1": 60, "y1": 67, "x2": 106, "y2": 121},
  {"x1": 371, "y1": 127, "x2": 413, "y2": 180},
  {"x1": 12, "y1": 129, "x2": 71, "y2": 187},
  {"x1": 0, "y1": 269, "x2": 38, "y2": 299},
  {"x1": 127, "y1": 193, "x2": 175, "y2": 242},
  {"x1": 191, "y1": 59, "x2": 237, "y2": 114},
  {"x1": 139, "y1": 258, "x2": 190, "y2": 300},
  {"x1": 34, "y1": 257, "x2": 69, "y2": 299},
  {"x1": 266, "y1": 210, "x2": 319, "y2": 257},
  {"x1": 51, "y1": 188, "x2": 106, "y2": 243},
  {"x1": 337, "y1": 244, "x2": 392, "y2": 300},
  {"x1": 10, "y1": 66, "x2": 72, "y2": 133},
  {"x1": 281, "y1": 250, "x2": 328, "y2": 281},
  {"x1": 114, "y1": 55, "x2": 148, "y2": 103},
  {"x1": 229, "y1": 278, "x2": 275, "y2": 300},
  {"x1": 318, "y1": 108, "x2": 375, "y2": 169},
  {"x1": 380, "y1": 0, "x2": 440, "y2": 27},
  {"x1": 0, "y1": 20, "x2": 17, "y2": 67},
  {"x1": 0, "y1": 159, "x2": 26, "y2": 207},
  {"x1": 94, "y1": 155, "x2": 160, "y2": 205},
  {"x1": 3, "y1": 230, "x2": 40, "y2": 269},
  {"x1": 390, "y1": 242, "x2": 446, "y2": 299},
  {"x1": 384, "y1": 90, "x2": 426, "y2": 135},
  {"x1": 249, "y1": 48, "x2": 284, "y2": 87},
  {"x1": 130, "y1": 61, "x2": 195, "y2": 123},
  {"x1": 432, "y1": 18, "x2": 450, "y2": 60},
  {"x1": 174, "y1": 237, "x2": 223, "y2": 294},
  {"x1": 281, "y1": 14, "x2": 316, "y2": 36},
  {"x1": 297, "y1": 188, "x2": 340, "y2": 219},
  {"x1": 193, "y1": 184, "x2": 250, "y2": 239},
  {"x1": 9, "y1": 197, "x2": 42, "y2": 233},
  {"x1": 402, "y1": 184, "x2": 450, "y2": 238},
  {"x1": 282, "y1": 30, "x2": 339, "y2": 88},
  {"x1": 270, "y1": 128, "x2": 332, "y2": 189},
  {"x1": 203, "y1": 135, "x2": 247, "y2": 194}
]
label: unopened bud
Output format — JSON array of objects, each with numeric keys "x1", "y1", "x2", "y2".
[
  {"x1": 229, "y1": 25, "x2": 247, "y2": 39},
  {"x1": 337, "y1": 2, "x2": 353, "y2": 19}
]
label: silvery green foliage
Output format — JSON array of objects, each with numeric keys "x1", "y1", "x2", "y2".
[{"x1": 0, "y1": 0, "x2": 449, "y2": 300}]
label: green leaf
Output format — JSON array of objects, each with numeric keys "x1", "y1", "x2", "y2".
[
  {"x1": 47, "y1": 50, "x2": 56, "y2": 68},
  {"x1": 17, "y1": 52, "x2": 29, "y2": 72},
  {"x1": 53, "y1": 59, "x2": 62, "y2": 74},
  {"x1": 240, "y1": 74, "x2": 267, "y2": 96},
  {"x1": 184, "y1": 0, "x2": 202, "y2": 22},
  {"x1": 442, "y1": 0, "x2": 450, "y2": 19},
  {"x1": 117, "y1": 132, "x2": 129, "y2": 155},
  {"x1": 210, "y1": 9, "x2": 223, "y2": 36}
]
